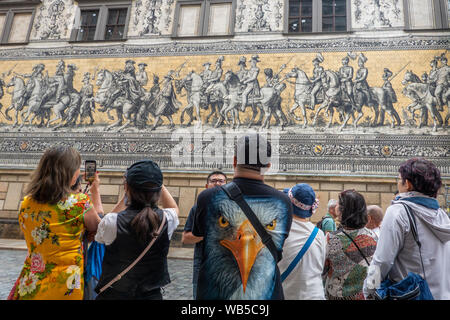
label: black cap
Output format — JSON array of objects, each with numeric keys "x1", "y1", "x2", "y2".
[{"x1": 125, "y1": 160, "x2": 163, "y2": 192}]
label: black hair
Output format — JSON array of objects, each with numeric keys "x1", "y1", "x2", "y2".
[
  {"x1": 128, "y1": 182, "x2": 162, "y2": 244},
  {"x1": 398, "y1": 158, "x2": 442, "y2": 198},
  {"x1": 206, "y1": 171, "x2": 227, "y2": 183},
  {"x1": 339, "y1": 190, "x2": 367, "y2": 229},
  {"x1": 234, "y1": 133, "x2": 271, "y2": 171}
]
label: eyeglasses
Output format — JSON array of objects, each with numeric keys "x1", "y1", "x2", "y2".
[{"x1": 208, "y1": 179, "x2": 226, "y2": 184}]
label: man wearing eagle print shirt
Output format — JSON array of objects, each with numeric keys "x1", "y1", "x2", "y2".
[{"x1": 193, "y1": 134, "x2": 293, "y2": 299}]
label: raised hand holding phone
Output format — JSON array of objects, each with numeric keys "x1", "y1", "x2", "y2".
[{"x1": 85, "y1": 160, "x2": 97, "y2": 183}]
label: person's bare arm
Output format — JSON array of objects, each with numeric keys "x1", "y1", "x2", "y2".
[
  {"x1": 182, "y1": 231, "x2": 203, "y2": 244},
  {"x1": 159, "y1": 185, "x2": 179, "y2": 215},
  {"x1": 87, "y1": 172, "x2": 104, "y2": 215},
  {"x1": 111, "y1": 193, "x2": 127, "y2": 213},
  {"x1": 84, "y1": 172, "x2": 102, "y2": 232}
]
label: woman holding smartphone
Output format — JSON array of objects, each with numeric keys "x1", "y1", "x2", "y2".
[
  {"x1": 94, "y1": 160, "x2": 179, "y2": 300},
  {"x1": 9, "y1": 146, "x2": 102, "y2": 300}
]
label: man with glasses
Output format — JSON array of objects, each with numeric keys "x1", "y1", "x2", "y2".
[{"x1": 182, "y1": 171, "x2": 227, "y2": 299}]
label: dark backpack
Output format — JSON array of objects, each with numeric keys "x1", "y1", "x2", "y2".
[{"x1": 316, "y1": 215, "x2": 331, "y2": 231}]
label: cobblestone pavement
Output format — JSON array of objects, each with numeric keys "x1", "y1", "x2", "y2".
[{"x1": 0, "y1": 249, "x2": 194, "y2": 300}]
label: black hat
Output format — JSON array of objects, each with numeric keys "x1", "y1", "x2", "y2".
[{"x1": 125, "y1": 160, "x2": 163, "y2": 192}]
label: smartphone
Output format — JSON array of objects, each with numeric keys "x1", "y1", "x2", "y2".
[{"x1": 85, "y1": 160, "x2": 97, "y2": 183}]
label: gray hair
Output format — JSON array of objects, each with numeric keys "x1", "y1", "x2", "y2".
[
  {"x1": 327, "y1": 199, "x2": 338, "y2": 210},
  {"x1": 367, "y1": 205, "x2": 384, "y2": 223}
]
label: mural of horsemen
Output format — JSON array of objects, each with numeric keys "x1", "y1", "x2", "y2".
[{"x1": 0, "y1": 50, "x2": 449, "y2": 133}]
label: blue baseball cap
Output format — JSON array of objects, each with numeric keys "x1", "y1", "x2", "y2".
[{"x1": 283, "y1": 183, "x2": 318, "y2": 218}]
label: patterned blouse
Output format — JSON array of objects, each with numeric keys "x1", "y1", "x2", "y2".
[
  {"x1": 324, "y1": 227, "x2": 377, "y2": 300},
  {"x1": 10, "y1": 193, "x2": 92, "y2": 300}
]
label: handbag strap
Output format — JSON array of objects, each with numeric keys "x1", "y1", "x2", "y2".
[
  {"x1": 341, "y1": 229, "x2": 370, "y2": 266},
  {"x1": 98, "y1": 211, "x2": 167, "y2": 294},
  {"x1": 401, "y1": 203, "x2": 427, "y2": 282},
  {"x1": 221, "y1": 182, "x2": 282, "y2": 262},
  {"x1": 281, "y1": 226, "x2": 319, "y2": 282}
]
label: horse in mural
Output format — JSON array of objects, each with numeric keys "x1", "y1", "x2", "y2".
[
  {"x1": 175, "y1": 72, "x2": 206, "y2": 126},
  {"x1": 17, "y1": 75, "x2": 65, "y2": 130},
  {"x1": 175, "y1": 72, "x2": 225, "y2": 126},
  {"x1": 214, "y1": 71, "x2": 281, "y2": 129},
  {"x1": 351, "y1": 84, "x2": 402, "y2": 129},
  {"x1": 5, "y1": 76, "x2": 28, "y2": 127},
  {"x1": 284, "y1": 68, "x2": 325, "y2": 128},
  {"x1": 311, "y1": 70, "x2": 355, "y2": 131},
  {"x1": 95, "y1": 69, "x2": 139, "y2": 132},
  {"x1": 402, "y1": 70, "x2": 443, "y2": 132}
]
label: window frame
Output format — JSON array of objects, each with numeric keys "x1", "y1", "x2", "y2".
[
  {"x1": 284, "y1": 0, "x2": 351, "y2": 34},
  {"x1": 172, "y1": 0, "x2": 237, "y2": 38},
  {"x1": 0, "y1": 1, "x2": 38, "y2": 45},
  {"x1": 403, "y1": 0, "x2": 450, "y2": 30},
  {"x1": 70, "y1": 0, "x2": 131, "y2": 42}
]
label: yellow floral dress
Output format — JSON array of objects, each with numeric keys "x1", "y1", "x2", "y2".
[{"x1": 11, "y1": 193, "x2": 93, "y2": 300}]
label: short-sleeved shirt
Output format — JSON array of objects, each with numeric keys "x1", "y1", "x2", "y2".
[
  {"x1": 12, "y1": 193, "x2": 93, "y2": 300},
  {"x1": 183, "y1": 204, "x2": 203, "y2": 282},
  {"x1": 193, "y1": 178, "x2": 293, "y2": 300},
  {"x1": 322, "y1": 213, "x2": 336, "y2": 233},
  {"x1": 95, "y1": 208, "x2": 179, "y2": 245}
]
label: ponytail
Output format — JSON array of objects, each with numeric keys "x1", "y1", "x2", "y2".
[
  {"x1": 126, "y1": 183, "x2": 163, "y2": 244},
  {"x1": 131, "y1": 206, "x2": 161, "y2": 244}
]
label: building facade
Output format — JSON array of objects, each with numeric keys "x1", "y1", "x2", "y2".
[{"x1": 0, "y1": 0, "x2": 449, "y2": 239}]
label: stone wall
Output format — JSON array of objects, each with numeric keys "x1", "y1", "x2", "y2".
[{"x1": 1, "y1": 169, "x2": 448, "y2": 244}]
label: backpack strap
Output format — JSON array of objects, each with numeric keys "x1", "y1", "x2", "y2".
[
  {"x1": 221, "y1": 182, "x2": 282, "y2": 262},
  {"x1": 281, "y1": 227, "x2": 319, "y2": 282}
]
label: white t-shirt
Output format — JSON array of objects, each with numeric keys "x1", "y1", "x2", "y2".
[
  {"x1": 278, "y1": 219, "x2": 327, "y2": 300},
  {"x1": 95, "y1": 208, "x2": 179, "y2": 245}
]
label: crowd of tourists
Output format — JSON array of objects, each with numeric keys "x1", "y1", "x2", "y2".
[{"x1": 6, "y1": 133, "x2": 450, "y2": 300}]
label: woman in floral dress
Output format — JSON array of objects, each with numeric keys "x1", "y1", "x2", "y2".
[
  {"x1": 9, "y1": 146, "x2": 102, "y2": 300},
  {"x1": 323, "y1": 190, "x2": 378, "y2": 300}
]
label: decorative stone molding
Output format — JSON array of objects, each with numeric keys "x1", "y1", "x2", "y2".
[
  {"x1": 235, "y1": 0, "x2": 284, "y2": 33},
  {"x1": 352, "y1": 0, "x2": 404, "y2": 29},
  {"x1": 128, "y1": 0, "x2": 175, "y2": 37},
  {"x1": 30, "y1": 0, "x2": 76, "y2": 41},
  {"x1": 0, "y1": 36, "x2": 448, "y2": 60},
  {"x1": 0, "y1": 132, "x2": 448, "y2": 176}
]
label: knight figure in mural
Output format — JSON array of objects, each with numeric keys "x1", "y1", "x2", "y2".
[
  {"x1": 236, "y1": 56, "x2": 248, "y2": 86},
  {"x1": 136, "y1": 62, "x2": 149, "y2": 87},
  {"x1": 309, "y1": 53, "x2": 325, "y2": 109},
  {"x1": 402, "y1": 55, "x2": 443, "y2": 132},
  {"x1": 5, "y1": 64, "x2": 42, "y2": 126},
  {"x1": 434, "y1": 54, "x2": 450, "y2": 113},
  {"x1": 339, "y1": 54, "x2": 356, "y2": 107},
  {"x1": 79, "y1": 72, "x2": 96, "y2": 125},
  {"x1": 262, "y1": 67, "x2": 289, "y2": 128},
  {"x1": 205, "y1": 56, "x2": 224, "y2": 94},
  {"x1": 353, "y1": 53, "x2": 372, "y2": 104},
  {"x1": 122, "y1": 59, "x2": 145, "y2": 106},
  {"x1": 241, "y1": 54, "x2": 261, "y2": 111},
  {"x1": 151, "y1": 70, "x2": 180, "y2": 130}
]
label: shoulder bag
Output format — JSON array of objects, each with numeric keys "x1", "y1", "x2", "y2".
[
  {"x1": 281, "y1": 226, "x2": 319, "y2": 282},
  {"x1": 374, "y1": 203, "x2": 434, "y2": 300}
]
